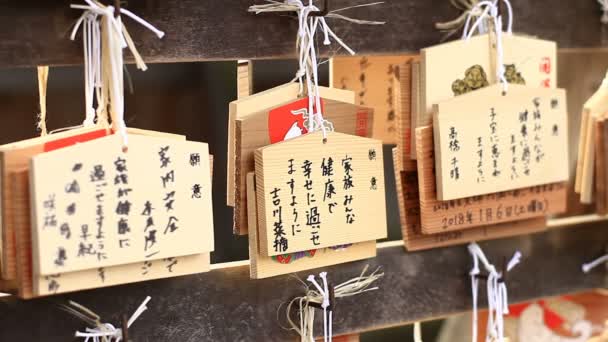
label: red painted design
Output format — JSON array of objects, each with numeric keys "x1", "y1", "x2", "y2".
[
  {"x1": 43, "y1": 129, "x2": 108, "y2": 152},
  {"x1": 268, "y1": 97, "x2": 324, "y2": 144}
]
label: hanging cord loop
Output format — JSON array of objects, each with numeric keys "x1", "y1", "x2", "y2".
[
  {"x1": 284, "y1": 266, "x2": 383, "y2": 342},
  {"x1": 62, "y1": 296, "x2": 151, "y2": 342},
  {"x1": 461, "y1": 0, "x2": 513, "y2": 94},
  {"x1": 599, "y1": 0, "x2": 608, "y2": 24},
  {"x1": 249, "y1": 0, "x2": 384, "y2": 140},
  {"x1": 469, "y1": 242, "x2": 521, "y2": 342},
  {"x1": 36, "y1": 66, "x2": 49, "y2": 136},
  {"x1": 70, "y1": 0, "x2": 164, "y2": 148},
  {"x1": 582, "y1": 253, "x2": 608, "y2": 273}
]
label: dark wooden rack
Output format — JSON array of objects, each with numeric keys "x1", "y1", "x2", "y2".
[
  {"x1": 0, "y1": 0, "x2": 606, "y2": 68},
  {"x1": 0, "y1": 1, "x2": 607, "y2": 341},
  {"x1": 0, "y1": 222, "x2": 605, "y2": 341}
]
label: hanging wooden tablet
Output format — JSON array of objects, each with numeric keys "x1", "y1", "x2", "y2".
[
  {"x1": 393, "y1": 57, "x2": 419, "y2": 167},
  {"x1": 420, "y1": 34, "x2": 557, "y2": 130},
  {"x1": 410, "y1": 60, "x2": 422, "y2": 160},
  {"x1": 0, "y1": 128, "x2": 185, "y2": 281},
  {"x1": 575, "y1": 77, "x2": 608, "y2": 204},
  {"x1": 0, "y1": 126, "x2": 108, "y2": 280},
  {"x1": 254, "y1": 131, "x2": 386, "y2": 256},
  {"x1": 230, "y1": 84, "x2": 373, "y2": 235},
  {"x1": 416, "y1": 125, "x2": 566, "y2": 234},
  {"x1": 29, "y1": 133, "x2": 214, "y2": 276},
  {"x1": 392, "y1": 148, "x2": 547, "y2": 251},
  {"x1": 237, "y1": 60, "x2": 252, "y2": 99},
  {"x1": 13, "y1": 155, "x2": 213, "y2": 298},
  {"x1": 330, "y1": 55, "x2": 415, "y2": 143},
  {"x1": 246, "y1": 173, "x2": 376, "y2": 279},
  {"x1": 433, "y1": 84, "x2": 569, "y2": 201},
  {"x1": 596, "y1": 118, "x2": 608, "y2": 215}
]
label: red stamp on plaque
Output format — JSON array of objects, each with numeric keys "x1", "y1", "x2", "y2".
[
  {"x1": 540, "y1": 79, "x2": 551, "y2": 88},
  {"x1": 539, "y1": 57, "x2": 551, "y2": 75}
]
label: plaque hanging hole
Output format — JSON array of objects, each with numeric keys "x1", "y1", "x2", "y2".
[
  {"x1": 122, "y1": 145, "x2": 129, "y2": 153},
  {"x1": 323, "y1": 138, "x2": 328, "y2": 144}
]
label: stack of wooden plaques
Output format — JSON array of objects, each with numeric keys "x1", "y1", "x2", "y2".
[
  {"x1": 575, "y1": 76, "x2": 608, "y2": 212},
  {"x1": 391, "y1": 34, "x2": 569, "y2": 251},
  {"x1": 0, "y1": 127, "x2": 214, "y2": 298},
  {"x1": 228, "y1": 83, "x2": 390, "y2": 278}
]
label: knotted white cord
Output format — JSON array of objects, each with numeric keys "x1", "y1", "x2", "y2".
[
  {"x1": 71, "y1": 0, "x2": 164, "y2": 147},
  {"x1": 599, "y1": 0, "x2": 608, "y2": 24},
  {"x1": 463, "y1": 0, "x2": 513, "y2": 94},
  {"x1": 286, "y1": 266, "x2": 383, "y2": 342},
  {"x1": 469, "y1": 243, "x2": 521, "y2": 342},
  {"x1": 250, "y1": 0, "x2": 383, "y2": 140},
  {"x1": 74, "y1": 296, "x2": 151, "y2": 342},
  {"x1": 36, "y1": 66, "x2": 49, "y2": 136},
  {"x1": 582, "y1": 254, "x2": 608, "y2": 273}
]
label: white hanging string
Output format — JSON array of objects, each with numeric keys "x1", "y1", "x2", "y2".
[
  {"x1": 582, "y1": 254, "x2": 608, "y2": 273},
  {"x1": 36, "y1": 66, "x2": 49, "y2": 136},
  {"x1": 70, "y1": 0, "x2": 164, "y2": 147},
  {"x1": 414, "y1": 321, "x2": 423, "y2": 342},
  {"x1": 599, "y1": 0, "x2": 608, "y2": 24},
  {"x1": 285, "y1": 266, "x2": 383, "y2": 342},
  {"x1": 462, "y1": 0, "x2": 513, "y2": 94},
  {"x1": 67, "y1": 296, "x2": 151, "y2": 342},
  {"x1": 249, "y1": 0, "x2": 384, "y2": 140},
  {"x1": 469, "y1": 242, "x2": 521, "y2": 342},
  {"x1": 436, "y1": 0, "x2": 490, "y2": 40}
]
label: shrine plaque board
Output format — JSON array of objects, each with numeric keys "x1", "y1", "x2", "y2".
[
  {"x1": 246, "y1": 173, "x2": 376, "y2": 279},
  {"x1": 391, "y1": 148, "x2": 548, "y2": 251},
  {"x1": 417, "y1": 125, "x2": 566, "y2": 234},
  {"x1": 233, "y1": 94, "x2": 372, "y2": 235},
  {"x1": 30, "y1": 134, "x2": 214, "y2": 276},
  {"x1": 228, "y1": 83, "x2": 365, "y2": 235},
  {"x1": 421, "y1": 34, "x2": 557, "y2": 129},
  {"x1": 13, "y1": 154, "x2": 213, "y2": 298},
  {"x1": 255, "y1": 131, "x2": 386, "y2": 256},
  {"x1": 0, "y1": 127, "x2": 185, "y2": 280},
  {"x1": 433, "y1": 84, "x2": 569, "y2": 201},
  {"x1": 330, "y1": 55, "x2": 416, "y2": 143}
]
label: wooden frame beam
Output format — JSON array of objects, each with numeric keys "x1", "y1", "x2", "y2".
[
  {"x1": 0, "y1": 222, "x2": 605, "y2": 341},
  {"x1": 0, "y1": 0, "x2": 605, "y2": 68}
]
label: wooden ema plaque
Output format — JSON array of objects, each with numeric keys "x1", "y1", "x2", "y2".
[
  {"x1": 330, "y1": 55, "x2": 416, "y2": 144},
  {"x1": 231, "y1": 85, "x2": 373, "y2": 235},
  {"x1": 12, "y1": 160, "x2": 212, "y2": 298},
  {"x1": 254, "y1": 131, "x2": 386, "y2": 256},
  {"x1": 0, "y1": 128, "x2": 186, "y2": 281},
  {"x1": 433, "y1": 84, "x2": 569, "y2": 201},
  {"x1": 30, "y1": 134, "x2": 214, "y2": 276},
  {"x1": 391, "y1": 148, "x2": 547, "y2": 251},
  {"x1": 226, "y1": 83, "x2": 373, "y2": 235},
  {"x1": 246, "y1": 173, "x2": 376, "y2": 279},
  {"x1": 417, "y1": 125, "x2": 566, "y2": 234},
  {"x1": 420, "y1": 34, "x2": 557, "y2": 130}
]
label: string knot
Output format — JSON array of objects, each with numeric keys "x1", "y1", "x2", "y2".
[{"x1": 74, "y1": 296, "x2": 151, "y2": 342}]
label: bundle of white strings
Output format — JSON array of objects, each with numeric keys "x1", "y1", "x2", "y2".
[
  {"x1": 461, "y1": 0, "x2": 513, "y2": 94},
  {"x1": 469, "y1": 242, "x2": 521, "y2": 342},
  {"x1": 63, "y1": 296, "x2": 151, "y2": 342},
  {"x1": 435, "y1": 0, "x2": 489, "y2": 40},
  {"x1": 70, "y1": 0, "x2": 164, "y2": 146},
  {"x1": 582, "y1": 253, "x2": 608, "y2": 273},
  {"x1": 249, "y1": 0, "x2": 384, "y2": 139},
  {"x1": 285, "y1": 266, "x2": 383, "y2": 342},
  {"x1": 599, "y1": 0, "x2": 608, "y2": 24}
]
